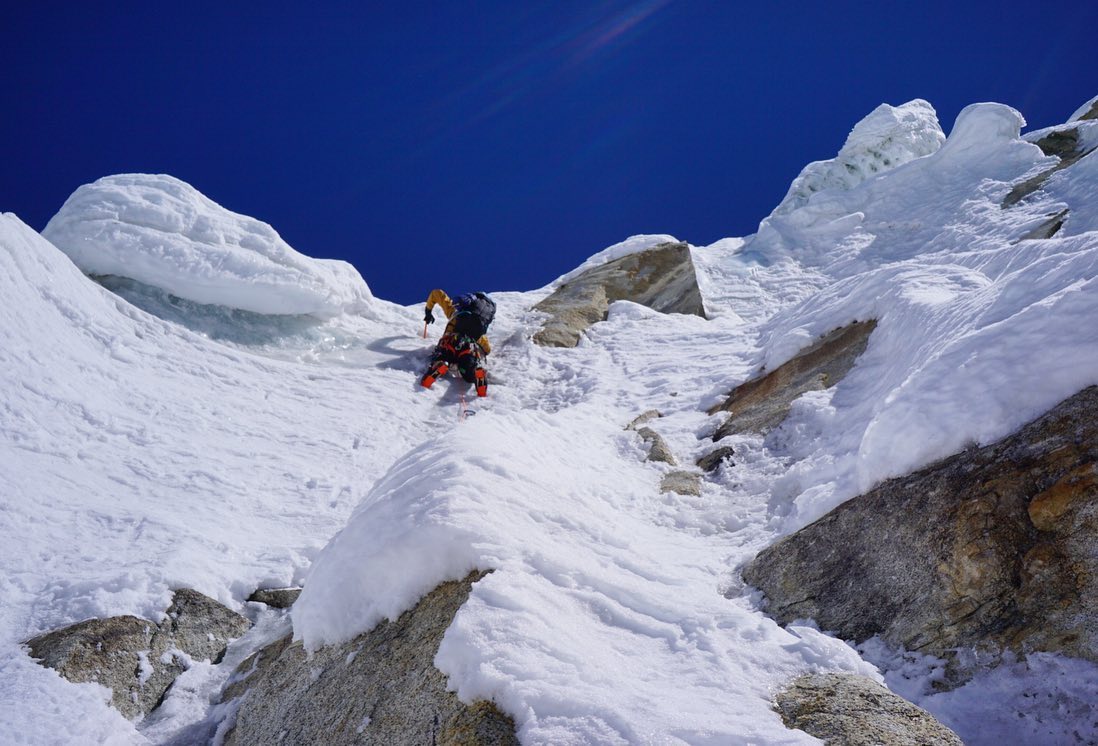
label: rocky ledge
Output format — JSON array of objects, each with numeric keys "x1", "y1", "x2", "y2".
[
  {"x1": 745, "y1": 385, "x2": 1098, "y2": 680},
  {"x1": 220, "y1": 571, "x2": 517, "y2": 745}
]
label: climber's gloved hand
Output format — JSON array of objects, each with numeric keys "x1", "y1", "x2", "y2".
[{"x1": 424, "y1": 307, "x2": 435, "y2": 324}]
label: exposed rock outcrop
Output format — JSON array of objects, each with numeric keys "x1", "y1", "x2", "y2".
[
  {"x1": 776, "y1": 673, "x2": 963, "y2": 745},
  {"x1": 1003, "y1": 125, "x2": 1096, "y2": 208},
  {"x1": 696, "y1": 446, "x2": 735, "y2": 473},
  {"x1": 533, "y1": 242, "x2": 706, "y2": 347},
  {"x1": 1017, "y1": 208, "x2": 1069, "y2": 241},
  {"x1": 25, "y1": 588, "x2": 249, "y2": 719},
  {"x1": 660, "y1": 470, "x2": 702, "y2": 496},
  {"x1": 745, "y1": 386, "x2": 1098, "y2": 678},
  {"x1": 635, "y1": 427, "x2": 676, "y2": 465},
  {"x1": 1077, "y1": 98, "x2": 1098, "y2": 121},
  {"x1": 710, "y1": 320, "x2": 877, "y2": 441},
  {"x1": 625, "y1": 410, "x2": 676, "y2": 464},
  {"x1": 247, "y1": 587, "x2": 302, "y2": 609},
  {"x1": 221, "y1": 571, "x2": 517, "y2": 746}
]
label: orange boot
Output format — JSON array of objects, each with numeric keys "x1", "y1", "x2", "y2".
[{"x1": 421, "y1": 360, "x2": 449, "y2": 388}]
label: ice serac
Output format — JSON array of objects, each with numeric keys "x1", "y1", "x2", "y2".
[
  {"x1": 533, "y1": 240, "x2": 706, "y2": 347},
  {"x1": 222, "y1": 572, "x2": 517, "y2": 746},
  {"x1": 744, "y1": 386, "x2": 1098, "y2": 681},
  {"x1": 770, "y1": 99, "x2": 944, "y2": 217},
  {"x1": 42, "y1": 174, "x2": 373, "y2": 317}
]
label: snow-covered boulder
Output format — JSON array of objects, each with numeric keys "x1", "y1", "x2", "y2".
[
  {"x1": 770, "y1": 99, "x2": 945, "y2": 217},
  {"x1": 42, "y1": 174, "x2": 373, "y2": 317}
]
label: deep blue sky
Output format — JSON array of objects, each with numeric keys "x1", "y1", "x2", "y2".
[{"x1": 4, "y1": 2, "x2": 1097, "y2": 304}]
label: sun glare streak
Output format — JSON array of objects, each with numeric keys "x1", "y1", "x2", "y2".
[
  {"x1": 414, "y1": 1, "x2": 674, "y2": 155},
  {"x1": 566, "y1": 0, "x2": 675, "y2": 68}
]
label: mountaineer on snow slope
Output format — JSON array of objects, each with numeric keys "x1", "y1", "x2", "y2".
[{"x1": 420, "y1": 290, "x2": 496, "y2": 397}]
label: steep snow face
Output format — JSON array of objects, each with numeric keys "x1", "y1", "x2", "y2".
[
  {"x1": 769, "y1": 99, "x2": 945, "y2": 218},
  {"x1": 43, "y1": 174, "x2": 373, "y2": 318},
  {"x1": 5, "y1": 94, "x2": 1098, "y2": 746}
]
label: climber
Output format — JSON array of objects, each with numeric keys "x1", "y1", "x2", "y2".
[{"x1": 420, "y1": 290, "x2": 496, "y2": 397}]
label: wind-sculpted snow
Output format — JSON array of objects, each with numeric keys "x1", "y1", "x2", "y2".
[
  {"x1": 711, "y1": 101, "x2": 1098, "y2": 534},
  {"x1": 294, "y1": 405, "x2": 876, "y2": 743},
  {"x1": 770, "y1": 99, "x2": 945, "y2": 218},
  {"x1": 43, "y1": 174, "x2": 373, "y2": 317}
]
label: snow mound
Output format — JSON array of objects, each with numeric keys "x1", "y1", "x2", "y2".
[
  {"x1": 43, "y1": 174, "x2": 373, "y2": 317},
  {"x1": 937, "y1": 102, "x2": 1025, "y2": 158},
  {"x1": 771, "y1": 100, "x2": 944, "y2": 217}
]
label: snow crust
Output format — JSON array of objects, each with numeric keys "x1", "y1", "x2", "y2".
[
  {"x1": 43, "y1": 174, "x2": 373, "y2": 317},
  {"x1": 770, "y1": 99, "x2": 945, "y2": 217},
  {"x1": 4, "y1": 94, "x2": 1098, "y2": 744}
]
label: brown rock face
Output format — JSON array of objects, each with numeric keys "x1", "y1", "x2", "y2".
[
  {"x1": 776, "y1": 673, "x2": 963, "y2": 746},
  {"x1": 744, "y1": 386, "x2": 1098, "y2": 677},
  {"x1": 533, "y1": 242, "x2": 706, "y2": 348},
  {"x1": 25, "y1": 588, "x2": 250, "y2": 719},
  {"x1": 710, "y1": 320, "x2": 877, "y2": 441},
  {"x1": 222, "y1": 571, "x2": 517, "y2": 746},
  {"x1": 1002, "y1": 125, "x2": 1096, "y2": 208},
  {"x1": 246, "y1": 587, "x2": 302, "y2": 609},
  {"x1": 660, "y1": 470, "x2": 702, "y2": 496}
]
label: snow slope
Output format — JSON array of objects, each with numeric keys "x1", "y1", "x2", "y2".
[{"x1": 3, "y1": 94, "x2": 1098, "y2": 744}]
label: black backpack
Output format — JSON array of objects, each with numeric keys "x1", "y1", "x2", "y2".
[{"x1": 451, "y1": 292, "x2": 496, "y2": 339}]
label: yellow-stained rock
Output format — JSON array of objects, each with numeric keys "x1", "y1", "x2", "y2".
[{"x1": 1029, "y1": 463, "x2": 1097, "y2": 530}]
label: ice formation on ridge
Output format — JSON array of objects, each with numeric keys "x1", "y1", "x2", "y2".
[
  {"x1": 43, "y1": 174, "x2": 374, "y2": 318},
  {"x1": 770, "y1": 99, "x2": 945, "y2": 217}
]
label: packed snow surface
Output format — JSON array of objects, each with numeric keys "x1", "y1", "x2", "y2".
[
  {"x1": 42, "y1": 174, "x2": 373, "y2": 317},
  {"x1": 4, "y1": 94, "x2": 1098, "y2": 744}
]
